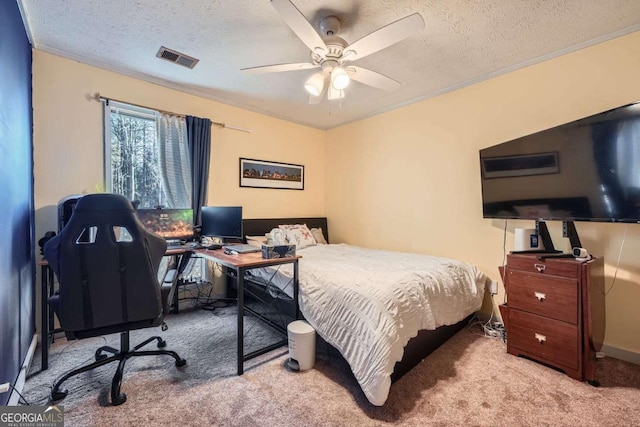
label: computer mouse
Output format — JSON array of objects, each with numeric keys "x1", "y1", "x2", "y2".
[{"x1": 224, "y1": 249, "x2": 238, "y2": 255}]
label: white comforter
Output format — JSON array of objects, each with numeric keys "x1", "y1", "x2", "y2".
[{"x1": 251, "y1": 244, "x2": 487, "y2": 406}]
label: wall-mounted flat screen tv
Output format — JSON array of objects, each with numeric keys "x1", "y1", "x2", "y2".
[{"x1": 480, "y1": 102, "x2": 640, "y2": 223}]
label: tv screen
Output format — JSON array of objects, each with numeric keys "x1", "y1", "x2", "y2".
[
  {"x1": 480, "y1": 102, "x2": 640, "y2": 223},
  {"x1": 137, "y1": 208, "x2": 194, "y2": 240},
  {"x1": 201, "y1": 206, "x2": 243, "y2": 239}
]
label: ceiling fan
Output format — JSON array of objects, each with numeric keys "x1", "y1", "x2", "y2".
[{"x1": 241, "y1": 0, "x2": 425, "y2": 103}]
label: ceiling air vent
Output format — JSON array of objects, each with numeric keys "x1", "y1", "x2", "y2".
[{"x1": 156, "y1": 46, "x2": 199, "y2": 69}]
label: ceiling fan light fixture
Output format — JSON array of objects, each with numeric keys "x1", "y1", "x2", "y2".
[
  {"x1": 244, "y1": 2, "x2": 425, "y2": 105},
  {"x1": 304, "y1": 72, "x2": 325, "y2": 96},
  {"x1": 331, "y1": 66, "x2": 350, "y2": 90}
]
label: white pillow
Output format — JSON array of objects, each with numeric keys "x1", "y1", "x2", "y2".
[
  {"x1": 269, "y1": 228, "x2": 288, "y2": 245},
  {"x1": 246, "y1": 235, "x2": 268, "y2": 247},
  {"x1": 279, "y1": 224, "x2": 316, "y2": 249},
  {"x1": 310, "y1": 227, "x2": 328, "y2": 245}
]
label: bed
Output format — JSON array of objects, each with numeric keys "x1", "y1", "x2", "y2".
[{"x1": 241, "y1": 218, "x2": 488, "y2": 406}]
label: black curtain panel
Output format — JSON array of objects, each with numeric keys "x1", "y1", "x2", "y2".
[{"x1": 186, "y1": 116, "x2": 212, "y2": 228}]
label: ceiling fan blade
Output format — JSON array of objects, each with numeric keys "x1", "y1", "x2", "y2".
[
  {"x1": 347, "y1": 66, "x2": 401, "y2": 91},
  {"x1": 328, "y1": 85, "x2": 345, "y2": 101},
  {"x1": 343, "y1": 13, "x2": 424, "y2": 61},
  {"x1": 271, "y1": 0, "x2": 327, "y2": 54},
  {"x1": 241, "y1": 62, "x2": 319, "y2": 74}
]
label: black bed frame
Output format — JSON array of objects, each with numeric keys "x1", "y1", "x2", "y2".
[{"x1": 241, "y1": 217, "x2": 469, "y2": 384}]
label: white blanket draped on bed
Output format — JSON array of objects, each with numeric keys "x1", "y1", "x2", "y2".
[{"x1": 250, "y1": 244, "x2": 487, "y2": 406}]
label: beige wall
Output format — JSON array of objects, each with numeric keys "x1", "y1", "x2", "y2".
[
  {"x1": 326, "y1": 32, "x2": 640, "y2": 355},
  {"x1": 32, "y1": 50, "x2": 326, "y2": 240},
  {"x1": 32, "y1": 31, "x2": 640, "y2": 356}
]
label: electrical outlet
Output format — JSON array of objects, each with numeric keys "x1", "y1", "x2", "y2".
[
  {"x1": 487, "y1": 281, "x2": 499, "y2": 295},
  {"x1": 0, "y1": 382, "x2": 10, "y2": 394}
]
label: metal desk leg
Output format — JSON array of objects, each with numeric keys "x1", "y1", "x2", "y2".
[
  {"x1": 171, "y1": 251, "x2": 192, "y2": 314},
  {"x1": 47, "y1": 267, "x2": 55, "y2": 341},
  {"x1": 40, "y1": 264, "x2": 49, "y2": 371},
  {"x1": 237, "y1": 267, "x2": 244, "y2": 375},
  {"x1": 293, "y1": 260, "x2": 300, "y2": 320}
]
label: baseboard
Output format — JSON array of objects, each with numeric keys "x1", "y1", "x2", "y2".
[
  {"x1": 8, "y1": 334, "x2": 38, "y2": 405},
  {"x1": 601, "y1": 344, "x2": 640, "y2": 366}
]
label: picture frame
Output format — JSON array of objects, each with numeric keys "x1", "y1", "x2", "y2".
[
  {"x1": 239, "y1": 158, "x2": 304, "y2": 190},
  {"x1": 481, "y1": 152, "x2": 559, "y2": 179}
]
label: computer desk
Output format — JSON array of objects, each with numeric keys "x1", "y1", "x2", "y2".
[
  {"x1": 39, "y1": 246, "x2": 300, "y2": 376},
  {"x1": 195, "y1": 248, "x2": 300, "y2": 375}
]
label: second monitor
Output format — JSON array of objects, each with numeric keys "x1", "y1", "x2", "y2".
[{"x1": 201, "y1": 206, "x2": 243, "y2": 242}]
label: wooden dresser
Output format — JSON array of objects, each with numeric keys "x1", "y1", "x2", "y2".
[{"x1": 501, "y1": 253, "x2": 605, "y2": 384}]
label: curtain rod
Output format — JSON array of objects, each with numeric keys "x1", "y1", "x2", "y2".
[{"x1": 93, "y1": 93, "x2": 252, "y2": 133}]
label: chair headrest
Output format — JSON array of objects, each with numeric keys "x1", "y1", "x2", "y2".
[{"x1": 74, "y1": 193, "x2": 135, "y2": 214}]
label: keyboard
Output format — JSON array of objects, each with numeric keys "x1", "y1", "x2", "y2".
[
  {"x1": 166, "y1": 241, "x2": 185, "y2": 249},
  {"x1": 223, "y1": 244, "x2": 261, "y2": 254}
]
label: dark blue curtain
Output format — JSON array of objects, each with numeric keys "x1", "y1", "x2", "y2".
[{"x1": 186, "y1": 116, "x2": 212, "y2": 228}]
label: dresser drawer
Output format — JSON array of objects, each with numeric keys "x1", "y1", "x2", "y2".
[
  {"x1": 507, "y1": 255, "x2": 579, "y2": 278},
  {"x1": 507, "y1": 270, "x2": 578, "y2": 324},
  {"x1": 508, "y1": 310, "x2": 579, "y2": 371}
]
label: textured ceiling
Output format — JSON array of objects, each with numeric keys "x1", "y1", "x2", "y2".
[{"x1": 19, "y1": 0, "x2": 640, "y2": 130}]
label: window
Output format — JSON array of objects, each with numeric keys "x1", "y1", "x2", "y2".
[{"x1": 104, "y1": 101, "x2": 191, "y2": 209}]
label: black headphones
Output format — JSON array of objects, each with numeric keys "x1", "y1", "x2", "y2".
[{"x1": 38, "y1": 231, "x2": 56, "y2": 255}]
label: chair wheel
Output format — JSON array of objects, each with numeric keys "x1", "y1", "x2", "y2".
[
  {"x1": 95, "y1": 353, "x2": 108, "y2": 361},
  {"x1": 587, "y1": 379, "x2": 600, "y2": 387},
  {"x1": 112, "y1": 392, "x2": 127, "y2": 406},
  {"x1": 157, "y1": 340, "x2": 167, "y2": 348},
  {"x1": 51, "y1": 387, "x2": 68, "y2": 402},
  {"x1": 175, "y1": 359, "x2": 187, "y2": 367}
]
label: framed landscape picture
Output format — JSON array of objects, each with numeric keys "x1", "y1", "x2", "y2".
[{"x1": 239, "y1": 158, "x2": 304, "y2": 190}]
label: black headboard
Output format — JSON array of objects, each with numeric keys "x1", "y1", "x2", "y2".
[{"x1": 242, "y1": 217, "x2": 329, "y2": 243}]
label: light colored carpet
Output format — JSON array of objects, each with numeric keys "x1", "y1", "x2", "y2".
[{"x1": 24, "y1": 307, "x2": 640, "y2": 426}]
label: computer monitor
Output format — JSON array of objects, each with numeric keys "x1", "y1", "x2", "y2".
[
  {"x1": 200, "y1": 206, "x2": 242, "y2": 241},
  {"x1": 136, "y1": 208, "x2": 194, "y2": 241}
]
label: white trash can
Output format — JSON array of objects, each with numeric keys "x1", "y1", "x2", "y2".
[{"x1": 287, "y1": 320, "x2": 316, "y2": 371}]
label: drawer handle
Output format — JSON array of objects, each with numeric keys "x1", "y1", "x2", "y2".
[
  {"x1": 534, "y1": 292, "x2": 546, "y2": 301},
  {"x1": 535, "y1": 333, "x2": 546, "y2": 343},
  {"x1": 534, "y1": 263, "x2": 546, "y2": 272}
]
